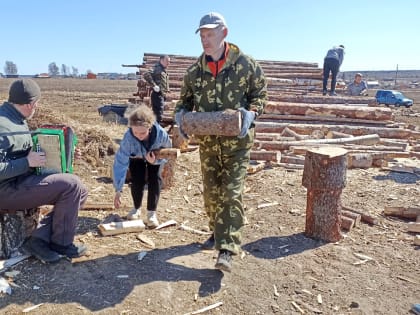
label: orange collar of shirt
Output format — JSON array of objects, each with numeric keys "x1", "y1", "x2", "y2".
[{"x1": 206, "y1": 44, "x2": 230, "y2": 77}]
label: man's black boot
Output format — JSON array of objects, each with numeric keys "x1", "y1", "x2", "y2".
[
  {"x1": 22, "y1": 237, "x2": 61, "y2": 264},
  {"x1": 215, "y1": 249, "x2": 232, "y2": 272},
  {"x1": 50, "y1": 242, "x2": 87, "y2": 258}
]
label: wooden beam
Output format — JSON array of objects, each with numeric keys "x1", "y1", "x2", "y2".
[{"x1": 98, "y1": 220, "x2": 145, "y2": 236}]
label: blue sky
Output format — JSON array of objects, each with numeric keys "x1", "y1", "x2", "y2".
[{"x1": 2, "y1": 0, "x2": 419, "y2": 75}]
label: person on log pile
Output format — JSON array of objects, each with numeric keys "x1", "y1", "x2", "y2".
[
  {"x1": 174, "y1": 12, "x2": 267, "y2": 272},
  {"x1": 346, "y1": 72, "x2": 368, "y2": 96},
  {"x1": 143, "y1": 55, "x2": 171, "y2": 124},
  {"x1": 113, "y1": 104, "x2": 171, "y2": 228},
  {"x1": 0, "y1": 79, "x2": 88, "y2": 263},
  {"x1": 322, "y1": 44, "x2": 345, "y2": 96}
]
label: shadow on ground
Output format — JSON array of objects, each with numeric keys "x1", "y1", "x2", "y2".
[
  {"x1": 242, "y1": 232, "x2": 324, "y2": 259},
  {"x1": 373, "y1": 171, "x2": 420, "y2": 184},
  {"x1": 0, "y1": 242, "x2": 223, "y2": 312}
]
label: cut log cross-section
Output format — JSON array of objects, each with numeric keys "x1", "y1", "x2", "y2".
[{"x1": 302, "y1": 147, "x2": 348, "y2": 242}]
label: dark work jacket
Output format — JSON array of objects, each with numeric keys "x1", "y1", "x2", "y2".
[{"x1": 0, "y1": 102, "x2": 33, "y2": 190}]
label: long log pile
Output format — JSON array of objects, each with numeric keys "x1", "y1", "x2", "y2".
[{"x1": 133, "y1": 52, "x2": 419, "y2": 170}]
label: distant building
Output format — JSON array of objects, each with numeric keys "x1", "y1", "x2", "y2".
[
  {"x1": 35, "y1": 73, "x2": 51, "y2": 78},
  {"x1": 367, "y1": 81, "x2": 380, "y2": 88}
]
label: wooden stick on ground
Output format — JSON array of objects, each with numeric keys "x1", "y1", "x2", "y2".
[
  {"x1": 82, "y1": 203, "x2": 114, "y2": 210},
  {"x1": 179, "y1": 223, "x2": 212, "y2": 235},
  {"x1": 183, "y1": 301, "x2": 223, "y2": 315}
]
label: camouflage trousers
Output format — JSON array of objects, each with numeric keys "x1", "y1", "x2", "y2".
[{"x1": 198, "y1": 129, "x2": 254, "y2": 255}]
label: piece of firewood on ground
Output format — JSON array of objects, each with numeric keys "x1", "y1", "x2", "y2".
[
  {"x1": 383, "y1": 206, "x2": 420, "y2": 220},
  {"x1": 98, "y1": 220, "x2": 145, "y2": 236},
  {"x1": 341, "y1": 216, "x2": 355, "y2": 231},
  {"x1": 342, "y1": 205, "x2": 379, "y2": 225}
]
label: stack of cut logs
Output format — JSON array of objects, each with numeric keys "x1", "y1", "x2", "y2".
[{"x1": 136, "y1": 53, "x2": 420, "y2": 170}]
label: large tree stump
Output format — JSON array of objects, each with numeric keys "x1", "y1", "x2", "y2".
[
  {"x1": 302, "y1": 147, "x2": 348, "y2": 242},
  {"x1": 182, "y1": 110, "x2": 241, "y2": 136},
  {"x1": 0, "y1": 208, "x2": 39, "y2": 259}
]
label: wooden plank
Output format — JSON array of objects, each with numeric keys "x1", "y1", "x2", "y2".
[
  {"x1": 98, "y1": 220, "x2": 145, "y2": 236},
  {"x1": 383, "y1": 207, "x2": 420, "y2": 220},
  {"x1": 407, "y1": 223, "x2": 420, "y2": 233}
]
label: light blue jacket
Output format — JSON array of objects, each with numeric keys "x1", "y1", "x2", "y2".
[{"x1": 113, "y1": 122, "x2": 171, "y2": 192}]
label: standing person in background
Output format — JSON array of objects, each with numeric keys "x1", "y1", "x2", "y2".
[
  {"x1": 144, "y1": 55, "x2": 171, "y2": 124},
  {"x1": 174, "y1": 12, "x2": 267, "y2": 272},
  {"x1": 322, "y1": 45, "x2": 345, "y2": 96},
  {"x1": 113, "y1": 105, "x2": 171, "y2": 229},
  {"x1": 346, "y1": 73, "x2": 368, "y2": 96},
  {"x1": 0, "y1": 79, "x2": 88, "y2": 263}
]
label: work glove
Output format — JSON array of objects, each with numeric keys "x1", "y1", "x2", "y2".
[
  {"x1": 153, "y1": 85, "x2": 160, "y2": 93},
  {"x1": 174, "y1": 109, "x2": 189, "y2": 140},
  {"x1": 238, "y1": 108, "x2": 256, "y2": 138}
]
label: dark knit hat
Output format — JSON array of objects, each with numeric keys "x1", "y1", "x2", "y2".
[{"x1": 8, "y1": 79, "x2": 41, "y2": 105}]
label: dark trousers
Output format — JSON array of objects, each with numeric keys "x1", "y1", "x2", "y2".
[
  {"x1": 0, "y1": 173, "x2": 88, "y2": 246},
  {"x1": 151, "y1": 91, "x2": 165, "y2": 123},
  {"x1": 129, "y1": 158, "x2": 162, "y2": 211},
  {"x1": 322, "y1": 58, "x2": 340, "y2": 92}
]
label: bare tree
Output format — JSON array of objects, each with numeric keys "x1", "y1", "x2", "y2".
[
  {"x1": 4, "y1": 61, "x2": 18, "y2": 76},
  {"x1": 71, "y1": 66, "x2": 79, "y2": 77},
  {"x1": 61, "y1": 64, "x2": 69, "y2": 77},
  {"x1": 48, "y1": 62, "x2": 59, "y2": 77}
]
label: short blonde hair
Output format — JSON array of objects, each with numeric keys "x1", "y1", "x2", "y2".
[{"x1": 128, "y1": 105, "x2": 156, "y2": 128}]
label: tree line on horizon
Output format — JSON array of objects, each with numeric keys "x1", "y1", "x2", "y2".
[{"x1": 2, "y1": 61, "x2": 96, "y2": 77}]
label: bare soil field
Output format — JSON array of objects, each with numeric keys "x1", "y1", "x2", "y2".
[{"x1": 0, "y1": 78, "x2": 419, "y2": 315}]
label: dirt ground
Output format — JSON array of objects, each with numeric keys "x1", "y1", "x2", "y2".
[{"x1": 0, "y1": 78, "x2": 419, "y2": 315}]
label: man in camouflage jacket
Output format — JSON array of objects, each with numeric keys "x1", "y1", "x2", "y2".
[
  {"x1": 174, "y1": 12, "x2": 267, "y2": 272},
  {"x1": 144, "y1": 55, "x2": 170, "y2": 123}
]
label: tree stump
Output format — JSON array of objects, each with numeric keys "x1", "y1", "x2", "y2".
[
  {"x1": 0, "y1": 208, "x2": 39, "y2": 259},
  {"x1": 302, "y1": 147, "x2": 348, "y2": 242}
]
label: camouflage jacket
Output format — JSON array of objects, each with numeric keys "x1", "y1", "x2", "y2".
[
  {"x1": 175, "y1": 42, "x2": 267, "y2": 116},
  {"x1": 144, "y1": 62, "x2": 169, "y2": 96}
]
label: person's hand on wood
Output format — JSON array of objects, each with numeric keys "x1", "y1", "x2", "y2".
[
  {"x1": 145, "y1": 151, "x2": 156, "y2": 164},
  {"x1": 114, "y1": 191, "x2": 122, "y2": 209}
]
